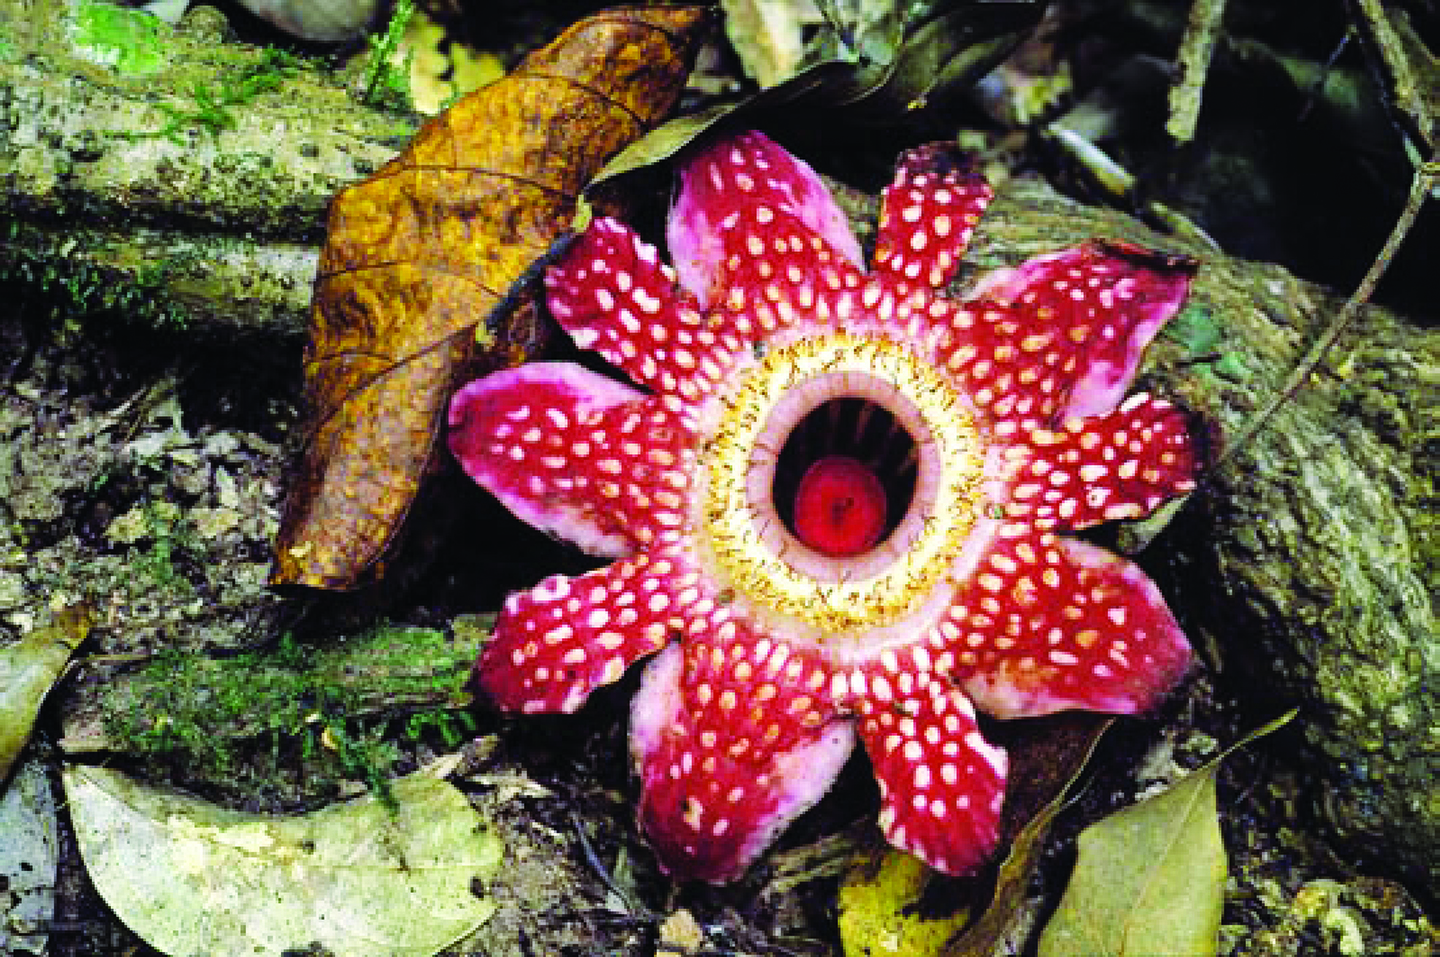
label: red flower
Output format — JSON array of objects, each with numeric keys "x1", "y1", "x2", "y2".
[{"x1": 449, "y1": 132, "x2": 1200, "y2": 883}]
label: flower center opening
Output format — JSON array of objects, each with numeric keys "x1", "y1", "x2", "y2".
[
  {"x1": 697, "y1": 331, "x2": 992, "y2": 642},
  {"x1": 773, "y1": 399, "x2": 918, "y2": 557}
]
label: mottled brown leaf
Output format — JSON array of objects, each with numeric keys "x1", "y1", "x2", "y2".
[{"x1": 272, "y1": 6, "x2": 709, "y2": 589}]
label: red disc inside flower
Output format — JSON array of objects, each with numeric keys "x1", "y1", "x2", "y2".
[{"x1": 793, "y1": 455, "x2": 888, "y2": 556}]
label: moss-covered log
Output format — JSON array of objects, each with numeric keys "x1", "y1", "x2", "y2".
[
  {"x1": 1, "y1": 0, "x2": 415, "y2": 337},
  {"x1": 61, "y1": 619, "x2": 487, "y2": 795}
]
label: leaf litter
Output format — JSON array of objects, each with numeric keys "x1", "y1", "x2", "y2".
[{"x1": 63, "y1": 765, "x2": 503, "y2": 957}]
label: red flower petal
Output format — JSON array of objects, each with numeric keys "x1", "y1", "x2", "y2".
[
  {"x1": 1002, "y1": 393, "x2": 1201, "y2": 531},
  {"x1": 667, "y1": 130, "x2": 864, "y2": 310},
  {"x1": 473, "y1": 555, "x2": 677, "y2": 713},
  {"x1": 940, "y1": 242, "x2": 1196, "y2": 427},
  {"x1": 448, "y1": 363, "x2": 693, "y2": 556},
  {"x1": 939, "y1": 532, "x2": 1192, "y2": 718},
  {"x1": 544, "y1": 218, "x2": 737, "y2": 403},
  {"x1": 630, "y1": 633, "x2": 853, "y2": 883},
  {"x1": 873, "y1": 143, "x2": 992, "y2": 292},
  {"x1": 852, "y1": 669, "x2": 1007, "y2": 876}
]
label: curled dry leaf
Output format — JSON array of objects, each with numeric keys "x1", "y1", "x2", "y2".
[
  {"x1": 0, "y1": 604, "x2": 92, "y2": 782},
  {"x1": 272, "y1": 6, "x2": 709, "y2": 589}
]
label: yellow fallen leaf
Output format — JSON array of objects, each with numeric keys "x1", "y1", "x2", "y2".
[{"x1": 838, "y1": 847, "x2": 971, "y2": 956}]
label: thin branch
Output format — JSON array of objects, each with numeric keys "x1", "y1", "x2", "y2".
[
  {"x1": 1217, "y1": 152, "x2": 1438, "y2": 470},
  {"x1": 1167, "y1": 0, "x2": 1229, "y2": 142}
]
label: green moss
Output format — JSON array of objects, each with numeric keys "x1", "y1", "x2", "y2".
[
  {"x1": 99, "y1": 622, "x2": 484, "y2": 800},
  {"x1": 403, "y1": 708, "x2": 477, "y2": 748},
  {"x1": 1162, "y1": 302, "x2": 1249, "y2": 379},
  {"x1": 112, "y1": 48, "x2": 305, "y2": 144},
  {"x1": 0, "y1": 224, "x2": 192, "y2": 332},
  {"x1": 69, "y1": 0, "x2": 171, "y2": 76}
]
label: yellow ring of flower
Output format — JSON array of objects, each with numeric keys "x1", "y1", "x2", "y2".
[{"x1": 701, "y1": 331, "x2": 987, "y2": 637}]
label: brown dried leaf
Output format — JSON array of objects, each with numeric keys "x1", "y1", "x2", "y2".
[{"x1": 272, "y1": 6, "x2": 709, "y2": 590}]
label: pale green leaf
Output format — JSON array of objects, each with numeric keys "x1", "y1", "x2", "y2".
[
  {"x1": 722, "y1": 0, "x2": 825, "y2": 88},
  {"x1": 68, "y1": 0, "x2": 173, "y2": 76},
  {"x1": 1039, "y1": 765, "x2": 1225, "y2": 956},
  {"x1": 0, "y1": 605, "x2": 91, "y2": 781},
  {"x1": 1039, "y1": 712, "x2": 1296, "y2": 957},
  {"x1": 64, "y1": 766, "x2": 502, "y2": 957},
  {"x1": 0, "y1": 759, "x2": 60, "y2": 955}
]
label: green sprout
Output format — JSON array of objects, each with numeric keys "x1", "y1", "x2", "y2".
[{"x1": 361, "y1": 0, "x2": 417, "y2": 110}]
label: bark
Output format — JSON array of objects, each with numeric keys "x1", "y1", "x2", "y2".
[
  {"x1": 1, "y1": 0, "x2": 415, "y2": 338},
  {"x1": 5, "y1": 0, "x2": 1434, "y2": 890}
]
